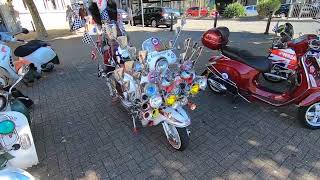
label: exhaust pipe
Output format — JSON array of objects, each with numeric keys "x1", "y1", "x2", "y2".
[{"x1": 264, "y1": 73, "x2": 287, "y2": 80}]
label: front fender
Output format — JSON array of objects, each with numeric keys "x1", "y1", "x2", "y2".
[
  {"x1": 299, "y1": 92, "x2": 320, "y2": 107},
  {"x1": 162, "y1": 106, "x2": 191, "y2": 128}
]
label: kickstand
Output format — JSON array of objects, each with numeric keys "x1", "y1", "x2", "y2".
[{"x1": 131, "y1": 114, "x2": 138, "y2": 135}]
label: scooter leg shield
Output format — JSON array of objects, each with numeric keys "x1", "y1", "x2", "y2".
[{"x1": 162, "y1": 106, "x2": 191, "y2": 128}]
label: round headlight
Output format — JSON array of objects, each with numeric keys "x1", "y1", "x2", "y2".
[
  {"x1": 0, "y1": 95, "x2": 7, "y2": 111},
  {"x1": 145, "y1": 83, "x2": 158, "y2": 97},
  {"x1": 156, "y1": 58, "x2": 169, "y2": 73},
  {"x1": 196, "y1": 77, "x2": 207, "y2": 90},
  {"x1": 165, "y1": 95, "x2": 177, "y2": 106},
  {"x1": 190, "y1": 84, "x2": 200, "y2": 95},
  {"x1": 149, "y1": 96, "x2": 163, "y2": 108}
]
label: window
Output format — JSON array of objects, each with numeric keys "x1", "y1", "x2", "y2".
[{"x1": 154, "y1": 8, "x2": 161, "y2": 13}]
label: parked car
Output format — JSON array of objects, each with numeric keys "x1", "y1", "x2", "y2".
[
  {"x1": 185, "y1": 7, "x2": 208, "y2": 17},
  {"x1": 245, "y1": 5, "x2": 258, "y2": 16},
  {"x1": 133, "y1": 7, "x2": 177, "y2": 28},
  {"x1": 118, "y1": 9, "x2": 129, "y2": 24},
  {"x1": 275, "y1": 4, "x2": 290, "y2": 17}
]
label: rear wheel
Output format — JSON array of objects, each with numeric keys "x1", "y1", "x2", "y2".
[
  {"x1": 299, "y1": 102, "x2": 320, "y2": 129},
  {"x1": 162, "y1": 123, "x2": 189, "y2": 151}
]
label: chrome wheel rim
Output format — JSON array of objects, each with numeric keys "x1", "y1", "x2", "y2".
[
  {"x1": 163, "y1": 123, "x2": 181, "y2": 149},
  {"x1": 305, "y1": 103, "x2": 320, "y2": 127}
]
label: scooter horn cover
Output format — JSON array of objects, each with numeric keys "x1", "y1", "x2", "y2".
[{"x1": 202, "y1": 27, "x2": 229, "y2": 50}]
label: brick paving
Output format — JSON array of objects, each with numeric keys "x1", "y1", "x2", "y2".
[{"x1": 22, "y1": 26, "x2": 320, "y2": 180}]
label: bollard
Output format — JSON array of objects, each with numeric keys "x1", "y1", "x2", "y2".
[
  {"x1": 214, "y1": 11, "x2": 218, "y2": 28},
  {"x1": 170, "y1": 13, "x2": 173, "y2": 31},
  {"x1": 264, "y1": 10, "x2": 273, "y2": 35}
]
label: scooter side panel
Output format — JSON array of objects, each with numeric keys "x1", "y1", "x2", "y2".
[
  {"x1": 0, "y1": 44, "x2": 19, "y2": 80},
  {"x1": 23, "y1": 47, "x2": 56, "y2": 66},
  {"x1": 209, "y1": 57, "x2": 259, "y2": 91},
  {"x1": 0, "y1": 111, "x2": 38, "y2": 169},
  {"x1": 298, "y1": 90, "x2": 320, "y2": 107}
]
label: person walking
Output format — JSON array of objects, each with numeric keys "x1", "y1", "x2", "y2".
[
  {"x1": 79, "y1": 3, "x2": 89, "y2": 32},
  {"x1": 66, "y1": 5, "x2": 74, "y2": 30},
  {"x1": 127, "y1": 7, "x2": 133, "y2": 26}
]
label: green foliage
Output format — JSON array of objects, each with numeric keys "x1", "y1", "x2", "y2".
[
  {"x1": 257, "y1": 0, "x2": 281, "y2": 17},
  {"x1": 223, "y1": 2, "x2": 246, "y2": 18}
]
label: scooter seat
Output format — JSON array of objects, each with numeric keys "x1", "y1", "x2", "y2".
[
  {"x1": 14, "y1": 40, "x2": 48, "y2": 57},
  {"x1": 222, "y1": 46, "x2": 271, "y2": 72}
]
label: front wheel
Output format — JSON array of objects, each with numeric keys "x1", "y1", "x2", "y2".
[
  {"x1": 299, "y1": 102, "x2": 320, "y2": 129},
  {"x1": 162, "y1": 123, "x2": 189, "y2": 151}
]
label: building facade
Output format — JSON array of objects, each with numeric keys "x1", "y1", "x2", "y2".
[{"x1": 11, "y1": 0, "x2": 74, "y2": 30}]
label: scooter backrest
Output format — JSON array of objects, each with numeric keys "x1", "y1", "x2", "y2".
[{"x1": 202, "y1": 27, "x2": 229, "y2": 50}]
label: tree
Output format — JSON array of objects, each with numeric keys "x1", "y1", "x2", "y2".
[{"x1": 22, "y1": 0, "x2": 48, "y2": 39}]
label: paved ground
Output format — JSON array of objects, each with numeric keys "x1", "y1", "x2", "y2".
[{"x1": 21, "y1": 22, "x2": 320, "y2": 180}]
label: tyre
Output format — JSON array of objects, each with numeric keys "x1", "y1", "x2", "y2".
[
  {"x1": 299, "y1": 102, "x2": 320, "y2": 129},
  {"x1": 41, "y1": 63, "x2": 54, "y2": 72},
  {"x1": 207, "y1": 73, "x2": 227, "y2": 94},
  {"x1": 162, "y1": 123, "x2": 189, "y2": 151},
  {"x1": 151, "y1": 20, "x2": 157, "y2": 28}
]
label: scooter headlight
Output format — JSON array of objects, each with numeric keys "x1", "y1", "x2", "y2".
[
  {"x1": 149, "y1": 96, "x2": 163, "y2": 108},
  {"x1": 145, "y1": 83, "x2": 158, "y2": 97},
  {"x1": 156, "y1": 58, "x2": 169, "y2": 73},
  {"x1": 165, "y1": 95, "x2": 177, "y2": 106},
  {"x1": 190, "y1": 84, "x2": 200, "y2": 95}
]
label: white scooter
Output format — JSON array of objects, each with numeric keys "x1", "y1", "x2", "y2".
[
  {"x1": 0, "y1": 66, "x2": 38, "y2": 169},
  {"x1": 0, "y1": 28, "x2": 59, "y2": 86}
]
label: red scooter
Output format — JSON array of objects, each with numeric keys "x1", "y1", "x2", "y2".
[{"x1": 201, "y1": 27, "x2": 320, "y2": 129}]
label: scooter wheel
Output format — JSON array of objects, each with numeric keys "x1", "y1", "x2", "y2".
[{"x1": 298, "y1": 102, "x2": 320, "y2": 129}]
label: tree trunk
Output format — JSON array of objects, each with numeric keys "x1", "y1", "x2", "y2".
[{"x1": 23, "y1": 0, "x2": 48, "y2": 39}]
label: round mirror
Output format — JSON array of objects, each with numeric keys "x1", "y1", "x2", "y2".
[{"x1": 0, "y1": 120, "x2": 15, "y2": 135}]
